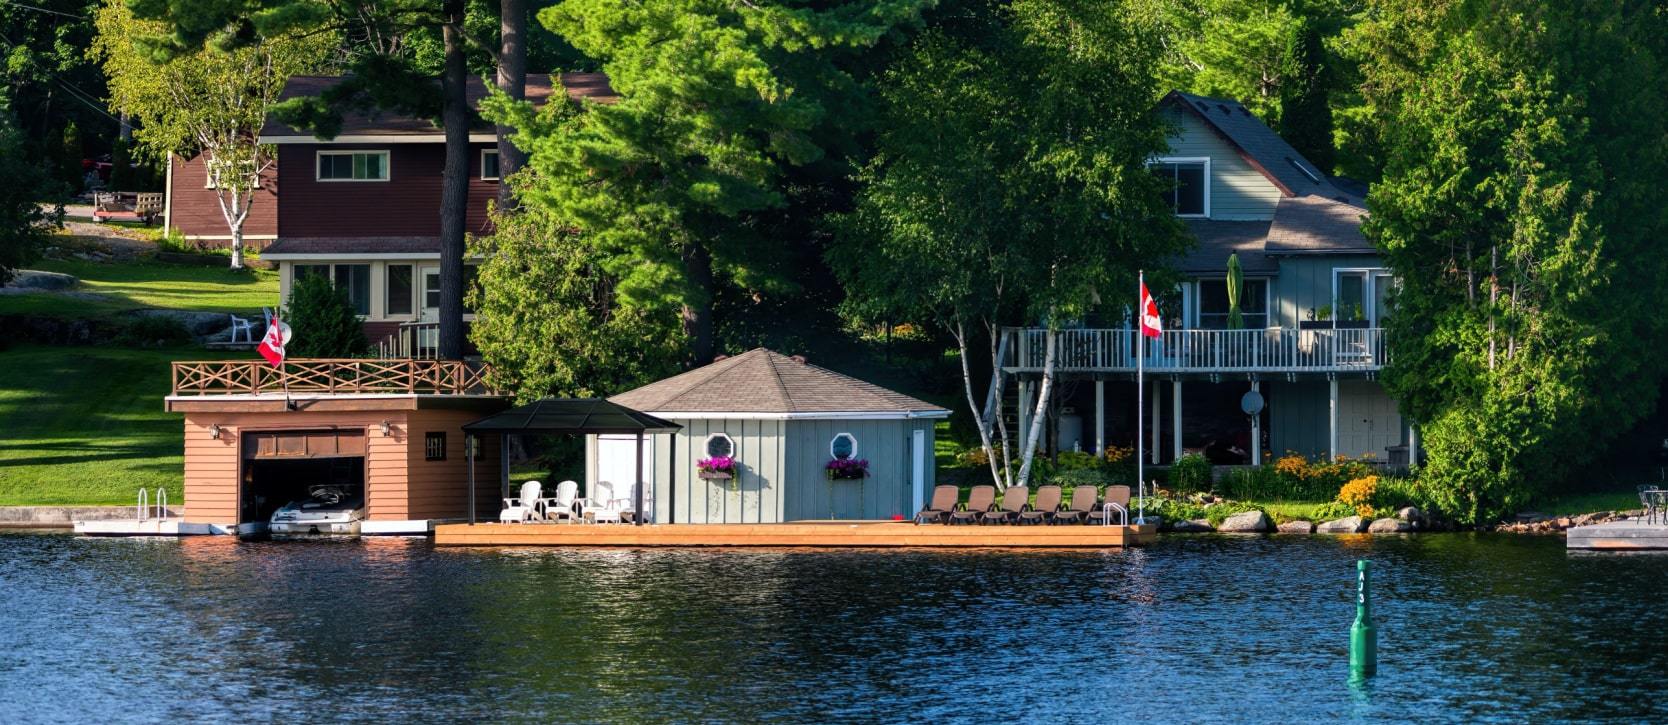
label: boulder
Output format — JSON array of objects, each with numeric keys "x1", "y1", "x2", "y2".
[
  {"x1": 1277, "y1": 520, "x2": 1316, "y2": 534},
  {"x1": 1216, "y1": 510, "x2": 1273, "y2": 533},
  {"x1": 1395, "y1": 506, "x2": 1421, "y2": 522},
  {"x1": 1170, "y1": 519, "x2": 1214, "y2": 533},
  {"x1": 1368, "y1": 517, "x2": 1411, "y2": 533},
  {"x1": 4, "y1": 269, "x2": 77, "y2": 290},
  {"x1": 1316, "y1": 516, "x2": 1367, "y2": 534}
]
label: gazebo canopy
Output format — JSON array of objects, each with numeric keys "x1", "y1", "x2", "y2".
[{"x1": 463, "y1": 398, "x2": 682, "y2": 435}]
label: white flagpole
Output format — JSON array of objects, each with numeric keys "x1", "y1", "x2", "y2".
[{"x1": 1136, "y1": 270, "x2": 1146, "y2": 525}]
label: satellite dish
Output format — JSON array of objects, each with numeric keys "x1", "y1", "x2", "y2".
[{"x1": 1241, "y1": 390, "x2": 1265, "y2": 417}]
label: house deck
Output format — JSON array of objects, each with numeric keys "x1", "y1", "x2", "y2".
[{"x1": 433, "y1": 521, "x2": 1159, "y2": 548}]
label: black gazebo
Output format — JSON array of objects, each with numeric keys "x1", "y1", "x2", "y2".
[{"x1": 462, "y1": 398, "x2": 681, "y2": 525}]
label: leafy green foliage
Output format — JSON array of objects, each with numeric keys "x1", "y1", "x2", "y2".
[
  {"x1": 1051, "y1": 467, "x2": 1118, "y2": 490},
  {"x1": 1358, "y1": 0, "x2": 1668, "y2": 525},
  {"x1": 282, "y1": 275, "x2": 368, "y2": 358},
  {"x1": 1169, "y1": 453, "x2": 1212, "y2": 494},
  {"x1": 0, "y1": 116, "x2": 64, "y2": 285}
]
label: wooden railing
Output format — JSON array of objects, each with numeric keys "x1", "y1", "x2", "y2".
[
  {"x1": 171, "y1": 358, "x2": 496, "y2": 396},
  {"x1": 1005, "y1": 326, "x2": 1387, "y2": 373},
  {"x1": 377, "y1": 322, "x2": 440, "y2": 360}
]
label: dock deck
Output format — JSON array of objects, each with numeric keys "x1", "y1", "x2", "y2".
[
  {"x1": 434, "y1": 521, "x2": 1158, "y2": 548},
  {"x1": 1567, "y1": 519, "x2": 1668, "y2": 550}
]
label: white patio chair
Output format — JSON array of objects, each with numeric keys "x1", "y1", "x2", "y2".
[
  {"x1": 620, "y1": 482, "x2": 653, "y2": 524},
  {"x1": 499, "y1": 480, "x2": 544, "y2": 523},
  {"x1": 546, "y1": 480, "x2": 580, "y2": 523},
  {"x1": 229, "y1": 314, "x2": 254, "y2": 344},
  {"x1": 578, "y1": 481, "x2": 625, "y2": 524}
]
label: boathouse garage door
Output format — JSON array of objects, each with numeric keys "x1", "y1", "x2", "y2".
[{"x1": 239, "y1": 429, "x2": 366, "y2": 525}]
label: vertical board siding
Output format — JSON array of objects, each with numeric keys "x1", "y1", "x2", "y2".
[
  {"x1": 1164, "y1": 110, "x2": 1283, "y2": 221},
  {"x1": 1272, "y1": 254, "x2": 1384, "y2": 329},
  {"x1": 168, "y1": 154, "x2": 278, "y2": 241},
  {"x1": 276, "y1": 143, "x2": 500, "y2": 239},
  {"x1": 1267, "y1": 381, "x2": 1329, "y2": 460}
]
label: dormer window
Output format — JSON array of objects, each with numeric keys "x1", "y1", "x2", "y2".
[{"x1": 1150, "y1": 157, "x2": 1209, "y2": 217}]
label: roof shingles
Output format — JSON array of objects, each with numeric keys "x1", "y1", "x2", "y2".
[{"x1": 609, "y1": 349, "x2": 946, "y2": 415}]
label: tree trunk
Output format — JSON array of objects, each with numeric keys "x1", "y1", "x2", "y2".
[
  {"x1": 230, "y1": 226, "x2": 244, "y2": 270},
  {"x1": 988, "y1": 320, "x2": 1013, "y2": 485},
  {"x1": 438, "y1": 1, "x2": 470, "y2": 361},
  {"x1": 495, "y1": 0, "x2": 528, "y2": 209},
  {"x1": 954, "y1": 320, "x2": 1004, "y2": 487},
  {"x1": 1016, "y1": 326, "x2": 1057, "y2": 486},
  {"x1": 681, "y1": 243, "x2": 715, "y2": 366}
]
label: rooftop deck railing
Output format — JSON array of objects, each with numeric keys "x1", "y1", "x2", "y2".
[
  {"x1": 170, "y1": 358, "x2": 496, "y2": 396},
  {"x1": 377, "y1": 321, "x2": 441, "y2": 360},
  {"x1": 1005, "y1": 326, "x2": 1387, "y2": 374}
]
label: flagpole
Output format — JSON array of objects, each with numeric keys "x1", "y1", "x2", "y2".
[{"x1": 1136, "y1": 270, "x2": 1145, "y2": 525}]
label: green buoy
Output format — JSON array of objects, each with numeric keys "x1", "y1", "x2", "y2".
[{"x1": 1351, "y1": 559, "x2": 1377, "y2": 679}]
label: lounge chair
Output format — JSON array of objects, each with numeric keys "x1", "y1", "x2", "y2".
[
  {"x1": 545, "y1": 480, "x2": 580, "y2": 522},
  {"x1": 578, "y1": 481, "x2": 626, "y2": 523},
  {"x1": 982, "y1": 485, "x2": 1030, "y2": 525},
  {"x1": 948, "y1": 485, "x2": 997, "y2": 525},
  {"x1": 915, "y1": 485, "x2": 960, "y2": 524},
  {"x1": 1052, "y1": 485, "x2": 1099, "y2": 525},
  {"x1": 1017, "y1": 485, "x2": 1062, "y2": 525},
  {"x1": 620, "y1": 482, "x2": 654, "y2": 524},
  {"x1": 499, "y1": 480, "x2": 545, "y2": 523},
  {"x1": 1084, "y1": 484, "x2": 1131, "y2": 525}
]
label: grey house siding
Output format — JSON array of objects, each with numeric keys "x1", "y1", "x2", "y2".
[
  {"x1": 783, "y1": 419, "x2": 934, "y2": 520},
  {"x1": 1164, "y1": 111, "x2": 1283, "y2": 221},
  {"x1": 1266, "y1": 380, "x2": 1406, "y2": 462},
  {"x1": 1271, "y1": 254, "x2": 1384, "y2": 329},
  {"x1": 647, "y1": 418, "x2": 786, "y2": 524}
]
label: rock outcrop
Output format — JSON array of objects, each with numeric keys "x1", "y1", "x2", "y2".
[
  {"x1": 1216, "y1": 511, "x2": 1274, "y2": 533},
  {"x1": 1316, "y1": 516, "x2": 1367, "y2": 534}
]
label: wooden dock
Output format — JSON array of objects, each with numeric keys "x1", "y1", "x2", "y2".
[
  {"x1": 433, "y1": 521, "x2": 1158, "y2": 548},
  {"x1": 1567, "y1": 519, "x2": 1668, "y2": 550}
]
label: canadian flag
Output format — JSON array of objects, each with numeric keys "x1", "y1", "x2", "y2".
[
  {"x1": 258, "y1": 311, "x2": 292, "y2": 367},
  {"x1": 1140, "y1": 281, "x2": 1163, "y2": 339}
]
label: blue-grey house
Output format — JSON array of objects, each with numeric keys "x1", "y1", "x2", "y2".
[{"x1": 1005, "y1": 90, "x2": 1409, "y2": 466}]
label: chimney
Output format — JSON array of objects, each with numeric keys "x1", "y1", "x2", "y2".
[{"x1": 790, "y1": 355, "x2": 807, "y2": 364}]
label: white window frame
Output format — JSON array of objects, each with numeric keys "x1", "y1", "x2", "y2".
[
  {"x1": 480, "y1": 149, "x2": 500, "y2": 181},
  {"x1": 1149, "y1": 156, "x2": 1211, "y2": 218},
  {"x1": 703, "y1": 433, "x2": 736, "y2": 459},
  {"x1": 315, "y1": 150, "x2": 391, "y2": 182},
  {"x1": 1331, "y1": 267, "x2": 1393, "y2": 326},
  {"x1": 1191, "y1": 276, "x2": 1272, "y2": 329},
  {"x1": 829, "y1": 432, "x2": 858, "y2": 460}
]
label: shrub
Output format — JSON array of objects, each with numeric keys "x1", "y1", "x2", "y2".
[
  {"x1": 283, "y1": 275, "x2": 368, "y2": 358},
  {"x1": 1056, "y1": 450, "x2": 1101, "y2": 470},
  {"x1": 955, "y1": 445, "x2": 990, "y2": 469},
  {"x1": 1338, "y1": 475, "x2": 1379, "y2": 518},
  {"x1": 1312, "y1": 500, "x2": 1357, "y2": 521},
  {"x1": 1170, "y1": 453, "x2": 1212, "y2": 494},
  {"x1": 1204, "y1": 501, "x2": 1266, "y2": 528},
  {"x1": 1052, "y1": 467, "x2": 1116, "y2": 490}
]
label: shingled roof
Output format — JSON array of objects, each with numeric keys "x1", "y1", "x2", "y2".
[
  {"x1": 259, "y1": 72, "x2": 617, "y2": 138},
  {"x1": 609, "y1": 349, "x2": 949, "y2": 417}
]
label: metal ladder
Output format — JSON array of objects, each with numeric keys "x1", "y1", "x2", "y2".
[{"x1": 136, "y1": 488, "x2": 169, "y2": 523}]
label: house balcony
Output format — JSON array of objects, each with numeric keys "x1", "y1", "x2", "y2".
[
  {"x1": 1002, "y1": 326, "x2": 1387, "y2": 378},
  {"x1": 170, "y1": 358, "x2": 496, "y2": 397}
]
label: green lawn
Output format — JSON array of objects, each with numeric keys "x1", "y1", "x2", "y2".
[
  {"x1": 0, "y1": 345, "x2": 238, "y2": 506},
  {"x1": 1537, "y1": 490, "x2": 1642, "y2": 517},
  {"x1": 0, "y1": 258, "x2": 278, "y2": 318}
]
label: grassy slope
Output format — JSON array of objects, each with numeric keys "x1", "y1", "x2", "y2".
[{"x1": 0, "y1": 258, "x2": 277, "y2": 317}]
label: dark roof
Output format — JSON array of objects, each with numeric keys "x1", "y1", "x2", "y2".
[
  {"x1": 1266, "y1": 195, "x2": 1372, "y2": 254},
  {"x1": 260, "y1": 72, "x2": 617, "y2": 138},
  {"x1": 1178, "y1": 220, "x2": 1279, "y2": 275},
  {"x1": 1162, "y1": 90, "x2": 1345, "y2": 200},
  {"x1": 610, "y1": 348, "x2": 948, "y2": 416},
  {"x1": 262, "y1": 237, "x2": 441, "y2": 256},
  {"x1": 463, "y1": 398, "x2": 681, "y2": 435}
]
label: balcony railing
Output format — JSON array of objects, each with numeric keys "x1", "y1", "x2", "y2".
[
  {"x1": 1005, "y1": 326, "x2": 1387, "y2": 374},
  {"x1": 378, "y1": 321, "x2": 441, "y2": 360},
  {"x1": 171, "y1": 358, "x2": 496, "y2": 396}
]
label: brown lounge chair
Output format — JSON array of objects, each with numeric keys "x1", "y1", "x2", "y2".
[
  {"x1": 1052, "y1": 485, "x2": 1099, "y2": 524},
  {"x1": 914, "y1": 485, "x2": 961, "y2": 524},
  {"x1": 1084, "y1": 484, "x2": 1132, "y2": 525},
  {"x1": 981, "y1": 485, "x2": 1030, "y2": 524},
  {"x1": 949, "y1": 485, "x2": 997, "y2": 525},
  {"x1": 1017, "y1": 485, "x2": 1062, "y2": 525}
]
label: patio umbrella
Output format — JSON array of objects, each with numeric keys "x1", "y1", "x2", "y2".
[{"x1": 1226, "y1": 252, "x2": 1244, "y2": 329}]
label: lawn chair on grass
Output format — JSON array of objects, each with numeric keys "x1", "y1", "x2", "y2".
[
  {"x1": 1017, "y1": 485, "x2": 1062, "y2": 525},
  {"x1": 948, "y1": 485, "x2": 996, "y2": 525},
  {"x1": 914, "y1": 485, "x2": 960, "y2": 524},
  {"x1": 981, "y1": 485, "x2": 1030, "y2": 525},
  {"x1": 1084, "y1": 485, "x2": 1131, "y2": 526},
  {"x1": 499, "y1": 480, "x2": 550, "y2": 523}
]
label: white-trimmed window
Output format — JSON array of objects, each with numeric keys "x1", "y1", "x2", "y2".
[
  {"x1": 316, "y1": 150, "x2": 390, "y2": 181},
  {"x1": 830, "y1": 433, "x2": 857, "y2": 460},
  {"x1": 292, "y1": 263, "x2": 370, "y2": 316},
  {"x1": 704, "y1": 433, "x2": 735, "y2": 459},
  {"x1": 1150, "y1": 157, "x2": 1210, "y2": 217},
  {"x1": 1196, "y1": 277, "x2": 1270, "y2": 329},
  {"x1": 481, "y1": 149, "x2": 500, "y2": 181}
]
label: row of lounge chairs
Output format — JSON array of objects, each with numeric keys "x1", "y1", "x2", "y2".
[{"x1": 914, "y1": 484, "x2": 1131, "y2": 525}]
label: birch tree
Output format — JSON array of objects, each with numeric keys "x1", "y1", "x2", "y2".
[{"x1": 91, "y1": 0, "x2": 330, "y2": 269}]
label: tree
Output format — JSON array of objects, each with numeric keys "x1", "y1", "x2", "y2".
[
  {"x1": 490, "y1": 0, "x2": 933, "y2": 366},
  {"x1": 834, "y1": 0, "x2": 1188, "y2": 487},
  {"x1": 1359, "y1": 0, "x2": 1668, "y2": 523},
  {"x1": 0, "y1": 105, "x2": 65, "y2": 285},
  {"x1": 93, "y1": 0, "x2": 330, "y2": 269},
  {"x1": 495, "y1": 0, "x2": 528, "y2": 208},
  {"x1": 283, "y1": 275, "x2": 370, "y2": 357}
]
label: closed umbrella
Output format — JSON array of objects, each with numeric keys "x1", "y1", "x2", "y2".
[{"x1": 1226, "y1": 252, "x2": 1244, "y2": 329}]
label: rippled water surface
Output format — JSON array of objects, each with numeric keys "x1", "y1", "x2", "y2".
[{"x1": 2, "y1": 531, "x2": 1666, "y2": 722}]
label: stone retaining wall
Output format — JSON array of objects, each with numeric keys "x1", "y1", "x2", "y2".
[{"x1": 0, "y1": 506, "x2": 183, "y2": 528}]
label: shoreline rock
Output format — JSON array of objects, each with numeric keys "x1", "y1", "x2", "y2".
[
  {"x1": 1277, "y1": 520, "x2": 1316, "y2": 534},
  {"x1": 1217, "y1": 511, "x2": 1273, "y2": 533},
  {"x1": 1316, "y1": 516, "x2": 1367, "y2": 534}
]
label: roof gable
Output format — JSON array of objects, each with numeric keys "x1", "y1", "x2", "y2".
[
  {"x1": 609, "y1": 348, "x2": 947, "y2": 416},
  {"x1": 1160, "y1": 90, "x2": 1342, "y2": 200}
]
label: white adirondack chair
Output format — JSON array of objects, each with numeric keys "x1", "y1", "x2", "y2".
[
  {"x1": 546, "y1": 480, "x2": 580, "y2": 522},
  {"x1": 578, "y1": 481, "x2": 625, "y2": 524},
  {"x1": 499, "y1": 480, "x2": 544, "y2": 523},
  {"x1": 620, "y1": 481, "x2": 653, "y2": 524}
]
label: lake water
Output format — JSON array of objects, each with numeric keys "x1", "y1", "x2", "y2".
[{"x1": 1, "y1": 531, "x2": 1664, "y2": 722}]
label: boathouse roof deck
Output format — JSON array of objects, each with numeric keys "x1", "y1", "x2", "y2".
[
  {"x1": 169, "y1": 359, "x2": 498, "y2": 397},
  {"x1": 1002, "y1": 326, "x2": 1387, "y2": 378}
]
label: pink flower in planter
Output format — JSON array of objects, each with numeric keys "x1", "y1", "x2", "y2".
[{"x1": 697, "y1": 456, "x2": 736, "y2": 475}]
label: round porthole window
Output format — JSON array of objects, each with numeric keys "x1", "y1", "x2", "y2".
[
  {"x1": 705, "y1": 433, "x2": 735, "y2": 459},
  {"x1": 830, "y1": 433, "x2": 857, "y2": 460}
]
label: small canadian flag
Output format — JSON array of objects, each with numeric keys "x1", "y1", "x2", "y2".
[
  {"x1": 1139, "y1": 280, "x2": 1163, "y2": 339},
  {"x1": 258, "y1": 311, "x2": 292, "y2": 367}
]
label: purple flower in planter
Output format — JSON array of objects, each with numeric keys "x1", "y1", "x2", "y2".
[
  {"x1": 697, "y1": 456, "x2": 736, "y2": 474},
  {"x1": 825, "y1": 457, "x2": 869, "y2": 480}
]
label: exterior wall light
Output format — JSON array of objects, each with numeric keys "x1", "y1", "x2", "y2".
[
  {"x1": 208, "y1": 424, "x2": 222, "y2": 440},
  {"x1": 380, "y1": 420, "x2": 392, "y2": 437}
]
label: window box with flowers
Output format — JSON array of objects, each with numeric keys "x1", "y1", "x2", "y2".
[
  {"x1": 825, "y1": 458, "x2": 869, "y2": 481},
  {"x1": 697, "y1": 455, "x2": 736, "y2": 480}
]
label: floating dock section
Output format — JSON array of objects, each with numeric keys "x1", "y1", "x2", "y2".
[
  {"x1": 1566, "y1": 519, "x2": 1668, "y2": 550},
  {"x1": 434, "y1": 521, "x2": 1159, "y2": 548}
]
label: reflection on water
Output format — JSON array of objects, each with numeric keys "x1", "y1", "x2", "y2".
[{"x1": 1, "y1": 532, "x2": 1665, "y2": 721}]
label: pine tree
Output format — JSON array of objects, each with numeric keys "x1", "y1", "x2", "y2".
[{"x1": 283, "y1": 275, "x2": 370, "y2": 358}]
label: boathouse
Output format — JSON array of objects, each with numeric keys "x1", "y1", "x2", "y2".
[
  {"x1": 602, "y1": 349, "x2": 949, "y2": 523},
  {"x1": 166, "y1": 359, "x2": 507, "y2": 534}
]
